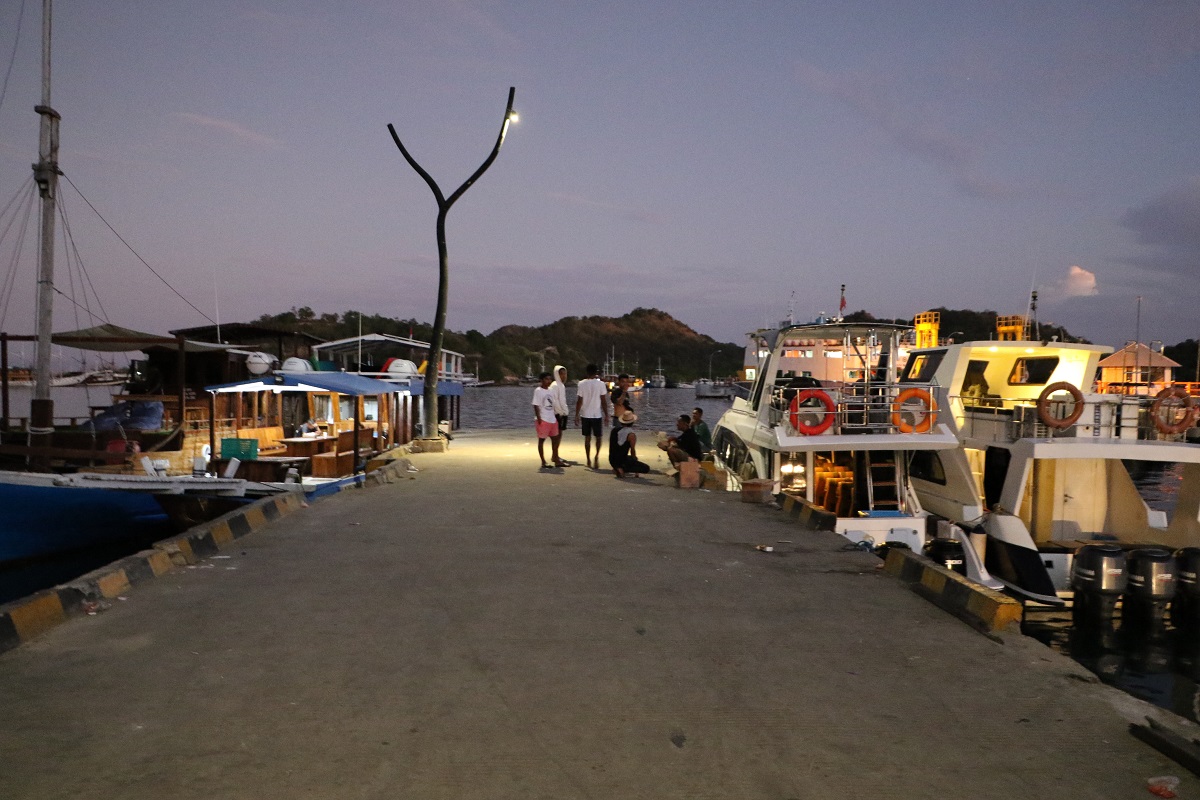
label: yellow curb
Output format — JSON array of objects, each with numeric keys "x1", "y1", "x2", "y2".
[
  {"x1": 10, "y1": 594, "x2": 65, "y2": 641},
  {"x1": 95, "y1": 570, "x2": 131, "y2": 599}
]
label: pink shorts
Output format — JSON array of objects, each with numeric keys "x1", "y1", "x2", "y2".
[{"x1": 536, "y1": 419, "x2": 559, "y2": 439}]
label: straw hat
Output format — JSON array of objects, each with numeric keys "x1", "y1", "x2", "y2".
[{"x1": 619, "y1": 410, "x2": 637, "y2": 424}]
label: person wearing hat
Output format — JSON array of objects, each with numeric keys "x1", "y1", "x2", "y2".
[{"x1": 608, "y1": 410, "x2": 650, "y2": 478}]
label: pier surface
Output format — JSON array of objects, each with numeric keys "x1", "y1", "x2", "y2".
[{"x1": 1, "y1": 429, "x2": 1196, "y2": 798}]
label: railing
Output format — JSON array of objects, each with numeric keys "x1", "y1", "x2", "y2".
[
  {"x1": 955, "y1": 391, "x2": 1194, "y2": 443},
  {"x1": 768, "y1": 383, "x2": 940, "y2": 436}
]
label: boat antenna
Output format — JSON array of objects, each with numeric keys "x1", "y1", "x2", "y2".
[
  {"x1": 838, "y1": 284, "x2": 846, "y2": 322},
  {"x1": 1028, "y1": 289, "x2": 1039, "y2": 341}
]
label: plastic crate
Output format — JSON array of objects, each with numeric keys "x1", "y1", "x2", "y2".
[{"x1": 221, "y1": 438, "x2": 258, "y2": 460}]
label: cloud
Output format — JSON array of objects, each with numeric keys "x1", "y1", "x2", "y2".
[
  {"x1": 1040, "y1": 265, "x2": 1098, "y2": 304},
  {"x1": 173, "y1": 113, "x2": 283, "y2": 148},
  {"x1": 545, "y1": 192, "x2": 666, "y2": 225},
  {"x1": 1120, "y1": 178, "x2": 1200, "y2": 280},
  {"x1": 792, "y1": 61, "x2": 1018, "y2": 200}
]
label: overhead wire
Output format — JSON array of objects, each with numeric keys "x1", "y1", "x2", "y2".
[
  {"x1": 0, "y1": 0, "x2": 27, "y2": 115},
  {"x1": 0, "y1": 177, "x2": 37, "y2": 328},
  {"x1": 61, "y1": 174, "x2": 216, "y2": 325}
]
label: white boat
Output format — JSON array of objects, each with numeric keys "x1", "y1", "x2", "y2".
[
  {"x1": 695, "y1": 378, "x2": 737, "y2": 399},
  {"x1": 648, "y1": 359, "x2": 667, "y2": 389},
  {"x1": 903, "y1": 318, "x2": 1200, "y2": 604},
  {"x1": 710, "y1": 321, "x2": 1001, "y2": 584}
]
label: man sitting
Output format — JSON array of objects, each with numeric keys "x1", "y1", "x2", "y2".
[{"x1": 658, "y1": 414, "x2": 703, "y2": 466}]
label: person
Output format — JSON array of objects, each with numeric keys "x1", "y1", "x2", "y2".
[
  {"x1": 532, "y1": 372, "x2": 565, "y2": 469},
  {"x1": 609, "y1": 410, "x2": 649, "y2": 478},
  {"x1": 658, "y1": 413, "x2": 703, "y2": 465},
  {"x1": 550, "y1": 364, "x2": 570, "y2": 462},
  {"x1": 690, "y1": 407, "x2": 712, "y2": 453},
  {"x1": 298, "y1": 418, "x2": 321, "y2": 435},
  {"x1": 610, "y1": 373, "x2": 633, "y2": 421},
  {"x1": 574, "y1": 363, "x2": 609, "y2": 469}
]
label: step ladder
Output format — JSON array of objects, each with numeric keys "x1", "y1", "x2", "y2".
[{"x1": 865, "y1": 451, "x2": 901, "y2": 512}]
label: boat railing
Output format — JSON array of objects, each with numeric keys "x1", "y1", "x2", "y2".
[
  {"x1": 953, "y1": 391, "x2": 1194, "y2": 442},
  {"x1": 767, "y1": 382, "x2": 941, "y2": 436}
]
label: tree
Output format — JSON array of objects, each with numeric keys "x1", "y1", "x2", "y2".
[{"x1": 387, "y1": 87, "x2": 517, "y2": 438}]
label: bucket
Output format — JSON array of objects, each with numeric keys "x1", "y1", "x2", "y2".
[{"x1": 740, "y1": 478, "x2": 774, "y2": 504}]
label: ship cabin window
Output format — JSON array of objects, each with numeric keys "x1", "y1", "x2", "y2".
[
  {"x1": 908, "y1": 450, "x2": 946, "y2": 485},
  {"x1": 1007, "y1": 356, "x2": 1059, "y2": 386},
  {"x1": 339, "y1": 395, "x2": 354, "y2": 422},
  {"x1": 312, "y1": 394, "x2": 333, "y2": 422},
  {"x1": 959, "y1": 360, "x2": 991, "y2": 403},
  {"x1": 901, "y1": 349, "x2": 946, "y2": 383},
  {"x1": 363, "y1": 397, "x2": 379, "y2": 421}
]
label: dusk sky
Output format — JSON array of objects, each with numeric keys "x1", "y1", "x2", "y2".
[{"x1": 0, "y1": 1, "x2": 1197, "y2": 351}]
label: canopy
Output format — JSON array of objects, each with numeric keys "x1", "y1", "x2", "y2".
[
  {"x1": 206, "y1": 372, "x2": 410, "y2": 396},
  {"x1": 45, "y1": 323, "x2": 233, "y2": 353}
]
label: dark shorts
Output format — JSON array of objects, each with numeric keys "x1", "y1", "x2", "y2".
[
  {"x1": 556, "y1": 414, "x2": 568, "y2": 433},
  {"x1": 580, "y1": 417, "x2": 602, "y2": 437}
]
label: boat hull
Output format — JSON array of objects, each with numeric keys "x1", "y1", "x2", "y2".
[{"x1": 0, "y1": 481, "x2": 172, "y2": 564}]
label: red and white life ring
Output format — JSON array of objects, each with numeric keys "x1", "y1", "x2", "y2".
[
  {"x1": 788, "y1": 389, "x2": 835, "y2": 435},
  {"x1": 1151, "y1": 385, "x2": 1196, "y2": 435},
  {"x1": 890, "y1": 388, "x2": 936, "y2": 434},
  {"x1": 1036, "y1": 382, "x2": 1084, "y2": 429}
]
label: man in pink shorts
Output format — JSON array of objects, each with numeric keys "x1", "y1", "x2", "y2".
[{"x1": 533, "y1": 372, "x2": 564, "y2": 469}]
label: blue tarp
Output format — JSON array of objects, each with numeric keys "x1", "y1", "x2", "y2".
[{"x1": 74, "y1": 400, "x2": 165, "y2": 432}]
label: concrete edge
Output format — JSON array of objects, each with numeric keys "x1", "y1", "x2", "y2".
[
  {"x1": 883, "y1": 547, "x2": 1024, "y2": 633},
  {"x1": 0, "y1": 458, "x2": 412, "y2": 656}
]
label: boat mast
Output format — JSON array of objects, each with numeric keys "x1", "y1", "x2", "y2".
[{"x1": 31, "y1": 0, "x2": 60, "y2": 435}]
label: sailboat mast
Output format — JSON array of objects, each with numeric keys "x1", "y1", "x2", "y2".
[{"x1": 32, "y1": 0, "x2": 60, "y2": 406}]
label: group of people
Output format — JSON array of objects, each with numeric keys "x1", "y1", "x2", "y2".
[{"x1": 532, "y1": 363, "x2": 712, "y2": 479}]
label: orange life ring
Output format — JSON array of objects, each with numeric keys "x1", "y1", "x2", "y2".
[
  {"x1": 1036, "y1": 382, "x2": 1084, "y2": 429},
  {"x1": 788, "y1": 389, "x2": 835, "y2": 435},
  {"x1": 1151, "y1": 385, "x2": 1196, "y2": 435},
  {"x1": 890, "y1": 387, "x2": 936, "y2": 433}
]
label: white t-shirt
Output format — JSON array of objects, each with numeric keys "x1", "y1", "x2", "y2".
[
  {"x1": 532, "y1": 386, "x2": 557, "y2": 423},
  {"x1": 576, "y1": 377, "x2": 608, "y2": 418}
]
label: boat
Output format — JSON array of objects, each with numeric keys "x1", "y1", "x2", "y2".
[
  {"x1": 648, "y1": 359, "x2": 667, "y2": 389},
  {"x1": 694, "y1": 377, "x2": 737, "y2": 399},
  {"x1": 710, "y1": 320, "x2": 996, "y2": 583},
  {"x1": 901, "y1": 311, "x2": 1200, "y2": 604},
  {"x1": 0, "y1": 3, "x2": 271, "y2": 565}
]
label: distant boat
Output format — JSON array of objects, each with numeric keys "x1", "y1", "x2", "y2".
[
  {"x1": 648, "y1": 359, "x2": 667, "y2": 389},
  {"x1": 694, "y1": 378, "x2": 736, "y2": 399}
]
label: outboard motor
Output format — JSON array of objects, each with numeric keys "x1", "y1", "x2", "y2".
[
  {"x1": 1070, "y1": 544, "x2": 1127, "y2": 625},
  {"x1": 924, "y1": 537, "x2": 966, "y2": 576},
  {"x1": 1124, "y1": 548, "x2": 1176, "y2": 630},
  {"x1": 1171, "y1": 547, "x2": 1200, "y2": 629}
]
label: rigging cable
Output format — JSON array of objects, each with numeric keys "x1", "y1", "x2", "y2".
[
  {"x1": 61, "y1": 174, "x2": 216, "y2": 325},
  {"x1": 0, "y1": 177, "x2": 37, "y2": 328},
  {"x1": 0, "y1": 0, "x2": 27, "y2": 115}
]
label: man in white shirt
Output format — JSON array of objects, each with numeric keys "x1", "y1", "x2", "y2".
[
  {"x1": 574, "y1": 363, "x2": 609, "y2": 469},
  {"x1": 551, "y1": 364, "x2": 571, "y2": 463},
  {"x1": 533, "y1": 372, "x2": 564, "y2": 469}
]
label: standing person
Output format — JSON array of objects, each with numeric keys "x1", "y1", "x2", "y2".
[
  {"x1": 609, "y1": 410, "x2": 649, "y2": 478},
  {"x1": 532, "y1": 372, "x2": 564, "y2": 469},
  {"x1": 550, "y1": 364, "x2": 571, "y2": 463},
  {"x1": 691, "y1": 407, "x2": 712, "y2": 453},
  {"x1": 610, "y1": 373, "x2": 633, "y2": 422},
  {"x1": 574, "y1": 363, "x2": 609, "y2": 469}
]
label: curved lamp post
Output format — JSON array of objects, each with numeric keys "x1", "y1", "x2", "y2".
[{"x1": 388, "y1": 87, "x2": 517, "y2": 438}]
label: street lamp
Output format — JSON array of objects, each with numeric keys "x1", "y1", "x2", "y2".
[
  {"x1": 946, "y1": 331, "x2": 964, "y2": 344},
  {"x1": 388, "y1": 87, "x2": 517, "y2": 439}
]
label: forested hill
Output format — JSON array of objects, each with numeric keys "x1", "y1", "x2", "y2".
[{"x1": 254, "y1": 306, "x2": 1100, "y2": 385}]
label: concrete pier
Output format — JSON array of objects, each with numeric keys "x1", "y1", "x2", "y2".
[{"x1": 1, "y1": 428, "x2": 1197, "y2": 798}]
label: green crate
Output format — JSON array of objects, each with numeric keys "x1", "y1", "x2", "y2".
[{"x1": 221, "y1": 438, "x2": 258, "y2": 460}]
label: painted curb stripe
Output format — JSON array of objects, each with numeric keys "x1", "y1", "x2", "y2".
[{"x1": 884, "y1": 548, "x2": 1023, "y2": 632}]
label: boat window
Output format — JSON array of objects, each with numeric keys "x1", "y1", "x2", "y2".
[
  {"x1": 363, "y1": 397, "x2": 379, "y2": 421},
  {"x1": 960, "y1": 360, "x2": 991, "y2": 400},
  {"x1": 339, "y1": 395, "x2": 354, "y2": 421},
  {"x1": 312, "y1": 394, "x2": 332, "y2": 422},
  {"x1": 908, "y1": 450, "x2": 946, "y2": 485},
  {"x1": 901, "y1": 350, "x2": 946, "y2": 383},
  {"x1": 1007, "y1": 357, "x2": 1059, "y2": 386}
]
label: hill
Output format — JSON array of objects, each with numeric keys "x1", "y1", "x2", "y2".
[{"x1": 253, "y1": 306, "x2": 1092, "y2": 384}]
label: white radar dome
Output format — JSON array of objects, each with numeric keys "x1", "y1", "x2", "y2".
[
  {"x1": 245, "y1": 351, "x2": 277, "y2": 375},
  {"x1": 280, "y1": 357, "x2": 313, "y2": 373}
]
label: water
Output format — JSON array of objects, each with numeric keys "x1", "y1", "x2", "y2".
[{"x1": 459, "y1": 385, "x2": 733, "y2": 434}]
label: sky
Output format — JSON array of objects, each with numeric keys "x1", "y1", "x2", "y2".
[{"x1": 0, "y1": 0, "x2": 1197, "y2": 352}]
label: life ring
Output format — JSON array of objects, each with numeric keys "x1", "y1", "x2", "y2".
[
  {"x1": 1151, "y1": 385, "x2": 1196, "y2": 435},
  {"x1": 789, "y1": 389, "x2": 835, "y2": 435},
  {"x1": 1036, "y1": 382, "x2": 1084, "y2": 429},
  {"x1": 891, "y1": 388, "x2": 936, "y2": 433}
]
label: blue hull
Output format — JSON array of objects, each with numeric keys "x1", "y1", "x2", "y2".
[{"x1": 0, "y1": 483, "x2": 172, "y2": 564}]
